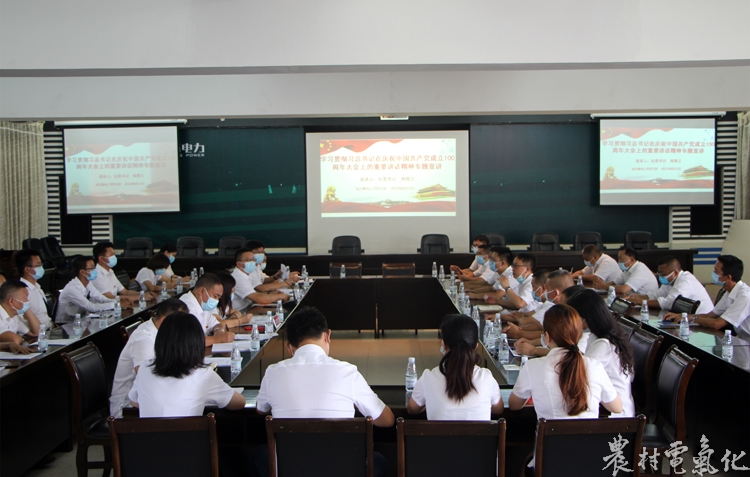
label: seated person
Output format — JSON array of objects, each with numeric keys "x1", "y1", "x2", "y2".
[
  {"x1": 571, "y1": 245, "x2": 620, "y2": 283},
  {"x1": 567, "y1": 289, "x2": 636, "y2": 417},
  {"x1": 110, "y1": 298, "x2": 188, "y2": 418},
  {"x1": 15, "y1": 249, "x2": 53, "y2": 330},
  {"x1": 0, "y1": 341, "x2": 30, "y2": 354},
  {"x1": 626, "y1": 256, "x2": 713, "y2": 314},
  {"x1": 179, "y1": 273, "x2": 235, "y2": 345},
  {"x1": 91, "y1": 241, "x2": 153, "y2": 304},
  {"x1": 0, "y1": 270, "x2": 6, "y2": 285},
  {"x1": 465, "y1": 247, "x2": 516, "y2": 294},
  {"x1": 450, "y1": 234, "x2": 489, "y2": 278},
  {"x1": 454, "y1": 244, "x2": 491, "y2": 282},
  {"x1": 254, "y1": 307, "x2": 394, "y2": 477},
  {"x1": 595, "y1": 247, "x2": 658, "y2": 295},
  {"x1": 159, "y1": 244, "x2": 190, "y2": 286},
  {"x1": 665, "y1": 255, "x2": 750, "y2": 338},
  {"x1": 56, "y1": 256, "x2": 116, "y2": 322},
  {"x1": 484, "y1": 253, "x2": 537, "y2": 312},
  {"x1": 500, "y1": 269, "x2": 550, "y2": 331},
  {"x1": 135, "y1": 253, "x2": 171, "y2": 293},
  {"x1": 231, "y1": 249, "x2": 289, "y2": 311},
  {"x1": 129, "y1": 312, "x2": 245, "y2": 417},
  {"x1": 509, "y1": 305, "x2": 621, "y2": 471},
  {"x1": 0, "y1": 280, "x2": 42, "y2": 344},
  {"x1": 245, "y1": 240, "x2": 299, "y2": 291},
  {"x1": 216, "y1": 271, "x2": 252, "y2": 328},
  {"x1": 407, "y1": 314, "x2": 503, "y2": 420}
]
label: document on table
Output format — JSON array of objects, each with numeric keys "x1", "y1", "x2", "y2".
[
  {"x1": 0, "y1": 352, "x2": 42, "y2": 360},
  {"x1": 204, "y1": 357, "x2": 232, "y2": 367},
  {"x1": 477, "y1": 305, "x2": 503, "y2": 313},
  {"x1": 48, "y1": 339, "x2": 77, "y2": 346},
  {"x1": 212, "y1": 342, "x2": 254, "y2": 353}
]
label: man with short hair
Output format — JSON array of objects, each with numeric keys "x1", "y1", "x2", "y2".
[
  {"x1": 91, "y1": 241, "x2": 154, "y2": 304},
  {"x1": 502, "y1": 269, "x2": 550, "y2": 330},
  {"x1": 14, "y1": 249, "x2": 52, "y2": 330},
  {"x1": 179, "y1": 273, "x2": 235, "y2": 345},
  {"x1": 451, "y1": 234, "x2": 489, "y2": 277},
  {"x1": 596, "y1": 247, "x2": 658, "y2": 295},
  {"x1": 56, "y1": 256, "x2": 116, "y2": 322},
  {"x1": 466, "y1": 247, "x2": 517, "y2": 293},
  {"x1": 254, "y1": 307, "x2": 394, "y2": 477},
  {"x1": 572, "y1": 245, "x2": 620, "y2": 283},
  {"x1": 245, "y1": 240, "x2": 299, "y2": 292},
  {"x1": 0, "y1": 280, "x2": 42, "y2": 344},
  {"x1": 109, "y1": 298, "x2": 188, "y2": 418},
  {"x1": 486, "y1": 253, "x2": 537, "y2": 311},
  {"x1": 666, "y1": 255, "x2": 750, "y2": 337},
  {"x1": 231, "y1": 248, "x2": 289, "y2": 311},
  {"x1": 455, "y1": 244, "x2": 491, "y2": 282},
  {"x1": 626, "y1": 256, "x2": 713, "y2": 314}
]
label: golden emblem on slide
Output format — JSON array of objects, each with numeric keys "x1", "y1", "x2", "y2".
[
  {"x1": 602, "y1": 166, "x2": 617, "y2": 180},
  {"x1": 323, "y1": 186, "x2": 341, "y2": 202},
  {"x1": 414, "y1": 184, "x2": 456, "y2": 200},
  {"x1": 680, "y1": 165, "x2": 713, "y2": 179}
]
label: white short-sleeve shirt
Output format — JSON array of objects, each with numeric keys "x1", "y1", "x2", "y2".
[
  {"x1": 511, "y1": 347, "x2": 618, "y2": 420},
  {"x1": 513, "y1": 274, "x2": 539, "y2": 312},
  {"x1": 162, "y1": 264, "x2": 175, "y2": 280},
  {"x1": 411, "y1": 365, "x2": 501, "y2": 420},
  {"x1": 647, "y1": 271, "x2": 713, "y2": 314},
  {"x1": 231, "y1": 267, "x2": 257, "y2": 311},
  {"x1": 712, "y1": 281, "x2": 750, "y2": 336},
  {"x1": 532, "y1": 300, "x2": 555, "y2": 325},
  {"x1": 584, "y1": 254, "x2": 621, "y2": 283},
  {"x1": 585, "y1": 334, "x2": 635, "y2": 417},
  {"x1": 109, "y1": 319, "x2": 159, "y2": 417},
  {"x1": 0, "y1": 306, "x2": 21, "y2": 336},
  {"x1": 614, "y1": 261, "x2": 658, "y2": 294},
  {"x1": 135, "y1": 268, "x2": 162, "y2": 289},
  {"x1": 256, "y1": 344, "x2": 387, "y2": 420},
  {"x1": 491, "y1": 267, "x2": 518, "y2": 290},
  {"x1": 469, "y1": 258, "x2": 480, "y2": 272},
  {"x1": 129, "y1": 360, "x2": 235, "y2": 417},
  {"x1": 19, "y1": 278, "x2": 51, "y2": 330},
  {"x1": 92, "y1": 264, "x2": 125, "y2": 297},
  {"x1": 179, "y1": 292, "x2": 220, "y2": 335},
  {"x1": 56, "y1": 277, "x2": 115, "y2": 322}
]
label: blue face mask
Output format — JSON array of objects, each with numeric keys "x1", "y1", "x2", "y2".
[
  {"x1": 658, "y1": 273, "x2": 674, "y2": 286},
  {"x1": 31, "y1": 266, "x2": 45, "y2": 280},
  {"x1": 168, "y1": 254, "x2": 175, "y2": 264},
  {"x1": 13, "y1": 298, "x2": 30, "y2": 315},
  {"x1": 260, "y1": 262, "x2": 267, "y2": 271},
  {"x1": 231, "y1": 292, "x2": 235, "y2": 301},
  {"x1": 201, "y1": 289, "x2": 219, "y2": 311},
  {"x1": 471, "y1": 246, "x2": 478, "y2": 254},
  {"x1": 533, "y1": 287, "x2": 544, "y2": 303},
  {"x1": 254, "y1": 253, "x2": 265, "y2": 264},
  {"x1": 87, "y1": 269, "x2": 98, "y2": 281},
  {"x1": 244, "y1": 261, "x2": 257, "y2": 274},
  {"x1": 711, "y1": 271, "x2": 725, "y2": 286},
  {"x1": 516, "y1": 275, "x2": 525, "y2": 284},
  {"x1": 155, "y1": 268, "x2": 166, "y2": 276},
  {"x1": 107, "y1": 256, "x2": 118, "y2": 268},
  {"x1": 489, "y1": 261, "x2": 497, "y2": 272},
  {"x1": 545, "y1": 290, "x2": 556, "y2": 302},
  {"x1": 583, "y1": 260, "x2": 593, "y2": 267},
  {"x1": 477, "y1": 255, "x2": 486, "y2": 265},
  {"x1": 618, "y1": 262, "x2": 629, "y2": 272}
]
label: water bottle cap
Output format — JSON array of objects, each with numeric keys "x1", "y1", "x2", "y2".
[
  {"x1": 500, "y1": 333, "x2": 507, "y2": 339},
  {"x1": 408, "y1": 357, "x2": 415, "y2": 363}
]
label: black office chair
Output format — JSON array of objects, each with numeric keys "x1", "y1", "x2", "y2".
[
  {"x1": 217, "y1": 236, "x2": 246, "y2": 257},
  {"x1": 60, "y1": 342, "x2": 112, "y2": 477},
  {"x1": 482, "y1": 233, "x2": 506, "y2": 248},
  {"x1": 570, "y1": 231, "x2": 604, "y2": 251},
  {"x1": 397, "y1": 417, "x2": 506, "y2": 477},
  {"x1": 617, "y1": 315, "x2": 640, "y2": 340},
  {"x1": 418, "y1": 234, "x2": 452, "y2": 254},
  {"x1": 122, "y1": 237, "x2": 154, "y2": 258},
  {"x1": 669, "y1": 295, "x2": 700, "y2": 315},
  {"x1": 329, "y1": 262, "x2": 363, "y2": 278},
  {"x1": 108, "y1": 414, "x2": 219, "y2": 477},
  {"x1": 624, "y1": 231, "x2": 657, "y2": 250},
  {"x1": 330, "y1": 235, "x2": 364, "y2": 255},
  {"x1": 528, "y1": 233, "x2": 561, "y2": 251},
  {"x1": 629, "y1": 327, "x2": 664, "y2": 417},
  {"x1": 119, "y1": 319, "x2": 143, "y2": 346},
  {"x1": 266, "y1": 416, "x2": 375, "y2": 477},
  {"x1": 37, "y1": 267, "x2": 56, "y2": 294},
  {"x1": 115, "y1": 271, "x2": 131, "y2": 290},
  {"x1": 22, "y1": 238, "x2": 52, "y2": 266},
  {"x1": 45, "y1": 291, "x2": 58, "y2": 321},
  {"x1": 41, "y1": 235, "x2": 70, "y2": 269},
  {"x1": 176, "y1": 236, "x2": 205, "y2": 257},
  {"x1": 382, "y1": 263, "x2": 416, "y2": 278}
]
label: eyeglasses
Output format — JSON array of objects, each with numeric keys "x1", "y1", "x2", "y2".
[{"x1": 510, "y1": 263, "x2": 526, "y2": 269}]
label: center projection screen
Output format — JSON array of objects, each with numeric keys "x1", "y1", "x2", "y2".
[{"x1": 306, "y1": 131, "x2": 470, "y2": 255}]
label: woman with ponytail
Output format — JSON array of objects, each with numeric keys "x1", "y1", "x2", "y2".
[
  {"x1": 407, "y1": 314, "x2": 503, "y2": 420},
  {"x1": 508, "y1": 304, "x2": 622, "y2": 418}
]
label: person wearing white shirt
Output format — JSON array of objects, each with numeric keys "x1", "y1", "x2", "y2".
[
  {"x1": 627, "y1": 256, "x2": 713, "y2": 315},
  {"x1": 501, "y1": 270, "x2": 549, "y2": 333},
  {"x1": 179, "y1": 273, "x2": 235, "y2": 346},
  {"x1": 0, "y1": 280, "x2": 42, "y2": 343},
  {"x1": 666, "y1": 255, "x2": 750, "y2": 337},
  {"x1": 466, "y1": 247, "x2": 516, "y2": 294},
  {"x1": 136, "y1": 253, "x2": 172, "y2": 293},
  {"x1": 408, "y1": 314, "x2": 503, "y2": 420},
  {"x1": 14, "y1": 249, "x2": 52, "y2": 331},
  {"x1": 572, "y1": 245, "x2": 621, "y2": 284},
  {"x1": 55, "y1": 256, "x2": 116, "y2": 323},
  {"x1": 453, "y1": 240, "x2": 491, "y2": 281},
  {"x1": 245, "y1": 240, "x2": 300, "y2": 292},
  {"x1": 91, "y1": 241, "x2": 151, "y2": 305},
  {"x1": 110, "y1": 298, "x2": 188, "y2": 418},
  {"x1": 486, "y1": 253, "x2": 537, "y2": 312},
  {"x1": 597, "y1": 247, "x2": 658, "y2": 295},
  {"x1": 230, "y1": 249, "x2": 289, "y2": 311},
  {"x1": 128, "y1": 311, "x2": 245, "y2": 417},
  {"x1": 567, "y1": 289, "x2": 636, "y2": 417}
]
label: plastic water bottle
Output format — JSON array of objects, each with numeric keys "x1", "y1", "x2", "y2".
[
  {"x1": 484, "y1": 321, "x2": 496, "y2": 353},
  {"x1": 471, "y1": 306, "x2": 481, "y2": 330},
  {"x1": 405, "y1": 357, "x2": 417, "y2": 391},
  {"x1": 189, "y1": 270, "x2": 197, "y2": 288},
  {"x1": 199, "y1": 267, "x2": 204, "y2": 277},
  {"x1": 38, "y1": 325, "x2": 48, "y2": 353},
  {"x1": 113, "y1": 300, "x2": 122, "y2": 320},
  {"x1": 250, "y1": 326, "x2": 260, "y2": 351},
  {"x1": 577, "y1": 276, "x2": 583, "y2": 287},
  {"x1": 340, "y1": 264, "x2": 346, "y2": 279},
  {"x1": 520, "y1": 356, "x2": 528, "y2": 368},
  {"x1": 458, "y1": 282, "x2": 465, "y2": 296},
  {"x1": 139, "y1": 291, "x2": 146, "y2": 310},
  {"x1": 266, "y1": 311, "x2": 275, "y2": 333},
  {"x1": 498, "y1": 333, "x2": 510, "y2": 364},
  {"x1": 438, "y1": 265, "x2": 445, "y2": 283},
  {"x1": 176, "y1": 281, "x2": 183, "y2": 294},
  {"x1": 607, "y1": 286, "x2": 617, "y2": 306},
  {"x1": 640, "y1": 300, "x2": 650, "y2": 323},
  {"x1": 100, "y1": 312, "x2": 108, "y2": 331},
  {"x1": 450, "y1": 270, "x2": 456, "y2": 288},
  {"x1": 722, "y1": 330, "x2": 734, "y2": 360},
  {"x1": 679, "y1": 313, "x2": 690, "y2": 339},
  {"x1": 276, "y1": 300, "x2": 284, "y2": 323},
  {"x1": 462, "y1": 300, "x2": 471, "y2": 317},
  {"x1": 231, "y1": 342, "x2": 242, "y2": 376},
  {"x1": 301, "y1": 265, "x2": 308, "y2": 281},
  {"x1": 432, "y1": 262, "x2": 437, "y2": 278},
  {"x1": 73, "y1": 314, "x2": 83, "y2": 339}
]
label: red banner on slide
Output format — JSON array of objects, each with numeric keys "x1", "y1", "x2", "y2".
[
  {"x1": 600, "y1": 127, "x2": 673, "y2": 141},
  {"x1": 320, "y1": 139, "x2": 403, "y2": 155}
]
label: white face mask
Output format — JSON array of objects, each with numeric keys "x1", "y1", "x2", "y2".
[{"x1": 541, "y1": 332, "x2": 549, "y2": 349}]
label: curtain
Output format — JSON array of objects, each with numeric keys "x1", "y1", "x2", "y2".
[
  {"x1": 0, "y1": 122, "x2": 48, "y2": 249},
  {"x1": 737, "y1": 112, "x2": 750, "y2": 220}
]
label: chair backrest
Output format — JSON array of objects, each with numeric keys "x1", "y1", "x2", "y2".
[
  {"x1": 571, "y1": 231, "x2": 603, "y2": 251},
  {"x1": 629, "y1": 327, "x2": 664, "y2": 416},
  {"x1": 382, "y1": 263, "x2": 416, "y2": 278},
  {"x1": 41, "y1": 235, "x2": 68, "y2": 267},
  {"x1": 45, "y1": 290, "x2": 58, "y2": 319},
  {"x1": 123, "y1": 237, "x2": 154, "y2": 258},
  {"x1": 529, "y1": 233, "x2": 561, "y2": 252},
  {"x1": 60, "y1": 342, "x2": 109, "y2": 436},
  {"x1": 610, "y1": 297, "x2": 635, "y2": 318},
  {"x1": 419, "y1": 234, "x2": 451, "y2": 254},
  {"x1": 616, "y1": 315, "x2": 640, "y2": 339},
  {"x1": 330, "y1": 235, "x2": 364, "y2": 255},
  {"x1": 217, "y1": 236, "x2": 246, "y2": 257},
  {"x1": 624, "y1": 231, "x2": 656, "y2": 250},
  {"x1": 654, "y1": 346, "x2": 698, "y2": 441},
  {"x1": 120, "y1": 319, "x2": 143, "y2": 346},
  {"x1": 266, "y1": 416, "x2": 374, "y2": 477},
  {"x1": 534, "y1": 416, "x2": 646, "y2": 477},
  {"x1": 115, "y1": 270, "x2": 131, "y2": 289},
  {"x1": 108, "y1": 414, "x2": 219, "y2": 477},
  {"x1": 482, "y1": 233, "x2": 506, "y2": 248},
  {"x1": 329, "y1": 262, "x2": 363, "y2": 278},
  {"x1": 397, "y1": 417, "x2": 506, "y2": 477},
  {"x1": 176, "y1": 236, "x2": 205, "y2": 257},
  {"x1": 669, "y1": 295, "x2": 700, "y2": 314}
]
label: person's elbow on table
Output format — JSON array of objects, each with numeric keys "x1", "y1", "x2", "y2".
[
  {"x1": 372, "y1": 406, "x2": 395, "y2": 427},
  {"x1": 508, "y1": 393, "x2": 527, "y2": 411},
  {"x1": 226, "y1": 392, "x2": 246, "y2": 411}
]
